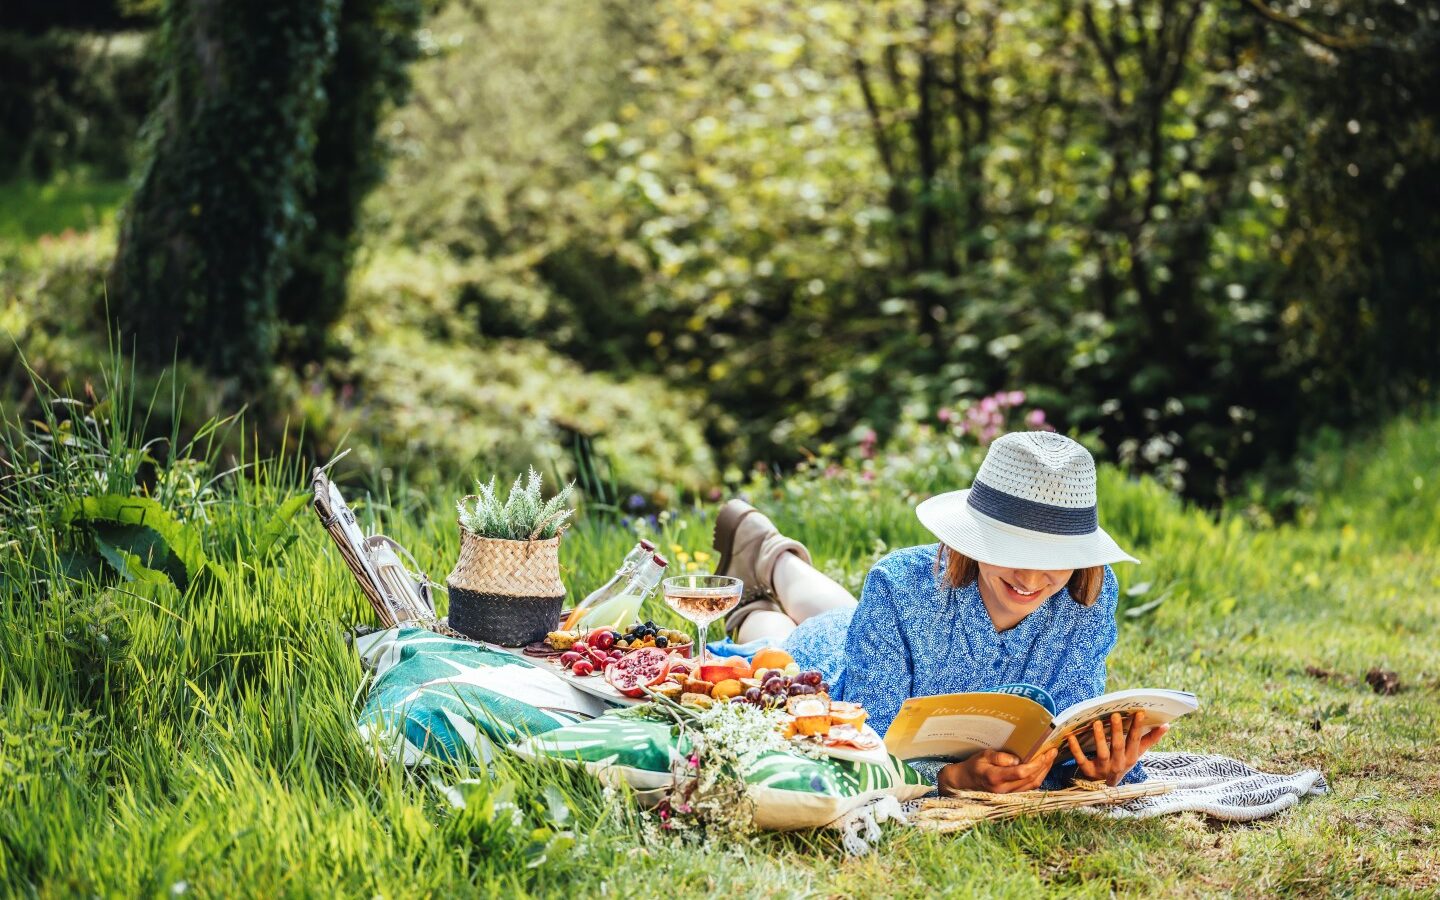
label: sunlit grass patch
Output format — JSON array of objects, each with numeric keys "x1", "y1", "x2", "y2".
[{"x1": 0, "y1": 174, "x2": 129, "y2": 244}]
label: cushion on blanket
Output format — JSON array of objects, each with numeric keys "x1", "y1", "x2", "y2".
[
  {"x1": 355, "y1": 627, "x2": 609, "y2": 765},
  {"x1": 510, "y1": 715, "x2": 932, "y2": 831}
]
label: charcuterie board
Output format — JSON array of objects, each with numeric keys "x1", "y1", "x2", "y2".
[{"x1": 489, "y1": 640, "x2": 644, "y2": 707}]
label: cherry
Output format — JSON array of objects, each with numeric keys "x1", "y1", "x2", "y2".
[{"x1": 571, "y1": 659, "x2": 595, "y2": 677}]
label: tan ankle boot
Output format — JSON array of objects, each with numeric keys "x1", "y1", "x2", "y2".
[{"x1": 711, "y1": 499, "x2": 812, "y2": 600}]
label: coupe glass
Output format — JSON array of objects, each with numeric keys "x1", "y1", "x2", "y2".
[{"x1": 662, "y1": 574, "x2": 742, "y2": 665}]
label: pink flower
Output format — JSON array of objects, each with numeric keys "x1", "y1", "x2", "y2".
[
  {"x1": 824, "y1": 464, "x2": 842, "y2": 479},
  {"x1": 859, "y1": 428, "x2": 878, "y2": 459},
  {"x1": 980, "y1": 396, "x2": 999, "y2": 414},
  {"x1": 937, "y1": 407, "x2": 955, "y2": 424},
  {"x1": 1025, "y1": 408, "x2": 1047, "y2": 428},
  {"x1": 980, "y1": 425, "x2": 999, "y2": 445},
  {"x1": 860, "y1": 470, "x2": 876, "y2": 482},
  {"x1": 1006, "y1": 390, "x2": 1026, "y2": 406}
]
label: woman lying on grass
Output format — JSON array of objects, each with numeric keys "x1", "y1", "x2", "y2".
[{"x1": 712, "y1": 431, "x2": 1169, "y2": 793}]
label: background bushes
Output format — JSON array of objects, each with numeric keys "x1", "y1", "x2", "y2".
[
  {"x1": 4, "y1": 0, "x2": 1438, "y2": 504},
  {"x1": 0, "y1": 29, "x2": 154, "y2": 180}
]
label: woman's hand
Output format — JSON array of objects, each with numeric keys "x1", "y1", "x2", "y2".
[
  {"x1": 938, "y1": 747, "x2": 1060, "y2": 794},
  {"x1": 1065, "y1": 711, "x2": 1169, "y2": 786}
]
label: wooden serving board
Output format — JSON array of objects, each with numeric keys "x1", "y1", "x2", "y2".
[{"x1": 487, "y1": 642, "x2": 645, "y2": 708}]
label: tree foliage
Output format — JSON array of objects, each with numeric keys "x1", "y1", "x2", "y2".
[
  {"x1": 0, "y1": 30, "x2": 154, "y2": 180},
  {"x1": 74, "y1": 0, "x2": 1440, "y2": 499},
  {"x1": 383, "y1": 0, "x2": 1435, "y2": 499}
]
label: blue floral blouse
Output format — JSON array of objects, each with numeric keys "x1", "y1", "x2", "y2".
[{"x1": 782, "y1": 543, "x2": 1143, "y2": 787}]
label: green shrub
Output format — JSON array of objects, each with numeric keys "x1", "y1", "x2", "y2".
[
  {"x1": 2, "y1": 232, "x2": 719, "y2": 505},
  {"x1": 0, "y1": 31, "x2": 154, "y2": 181}
]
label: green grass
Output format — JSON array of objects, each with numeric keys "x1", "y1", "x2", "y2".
[
  {"x1": 2, "y1": 368, "x2": 1438, "y2": 897},
  {"x1": 0, "y1": 174, "x2": 129, "y2": 244}
]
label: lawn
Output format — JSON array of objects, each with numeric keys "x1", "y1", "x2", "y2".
[
  {"x1": 0, "y1": 175, "x2": 129, "y2": 244},
  {"x1": 1, "y1": 374, "x2": 1437, "y2": 897}
]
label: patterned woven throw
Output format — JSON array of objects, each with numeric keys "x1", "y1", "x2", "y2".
[{"x1": 1097, "y1": 751, "x2": 1329, "y2": 822}]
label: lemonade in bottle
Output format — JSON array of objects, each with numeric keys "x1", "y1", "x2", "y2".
[
  {"x1": 577, "y1": 553, "x2": 667, "y2": 631},
  {"x1": 563, "y1": 539, "x2": 655, "y2": 630}
]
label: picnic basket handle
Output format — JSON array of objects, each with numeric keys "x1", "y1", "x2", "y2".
[{"x1": 367, "y1": 534, "x2": 426, "y2": 581}]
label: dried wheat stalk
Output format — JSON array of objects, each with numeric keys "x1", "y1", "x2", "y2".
[{"x1": 911, "y1": 779, "x2": 1177, "y2": 833}]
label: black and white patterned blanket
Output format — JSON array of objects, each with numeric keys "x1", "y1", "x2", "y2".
[{"x1": 1101, "y1": 751, "x2": 1328, "y2": 821}]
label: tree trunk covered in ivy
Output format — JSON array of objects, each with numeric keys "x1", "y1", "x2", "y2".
[
  {"x1": 110, "y1": 0, "x2": 341, "y2": 378},
  {"x1": 111, "y1": 0, "x2": 420, "y2": 379},
  {"x1": 275, "y1": 0, "x2": 422, "y2": 363}
]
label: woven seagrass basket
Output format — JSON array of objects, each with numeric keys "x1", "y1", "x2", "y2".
[{"x1": 446, "y1": 529, "x2": 566, "y2": 646}]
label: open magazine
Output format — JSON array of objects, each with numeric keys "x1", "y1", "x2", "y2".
[{"x1": 882, "y1": 684, "x2": 1199, "y2": 764}]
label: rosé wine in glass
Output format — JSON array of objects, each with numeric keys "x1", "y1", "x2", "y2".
[{"x1": 662, "y1": 574, "x2": 742, "y2": 665}]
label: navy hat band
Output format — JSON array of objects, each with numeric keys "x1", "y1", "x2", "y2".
[{"x1": 967, "y1": 479, "x2": 1098, "y2": 536}]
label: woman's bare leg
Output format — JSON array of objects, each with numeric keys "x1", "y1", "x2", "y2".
[
  {"x1": 736, "y1": 552, "x2": 858, "y2": 643},
  {"x1": 736, "y1": 610, "x2": 797, "y2": 644},
  {"x1": 772, "y1": 551, "x2": 857, "y2": 620}
]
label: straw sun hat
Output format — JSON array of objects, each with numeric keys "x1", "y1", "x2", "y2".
[{"x1": 916, "y1": 431, "x2": 1139, "y2": 571}]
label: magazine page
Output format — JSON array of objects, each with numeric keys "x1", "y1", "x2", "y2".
[
  {"x1": 882, "y1": 691, "x2": 1055, "y2": 762},
  {"x1": 1036, "y1": 688, "x2": 1199, "y2": 759}
]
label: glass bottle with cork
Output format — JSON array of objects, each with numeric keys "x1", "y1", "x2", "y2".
[
  {"x1": 562, "y1": 539, "x2": 656, "y2": 630},
  {"x1": 575, "y1": 551, "x2": 668, "y2": 632}
]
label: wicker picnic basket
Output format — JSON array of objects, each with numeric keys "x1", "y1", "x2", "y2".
[
  {"x1": 311, "y1": 467, "x2": 436, "y2": 629},
  {"x1": 445, "y1": 528, "x2": 566, "y2": 647}
]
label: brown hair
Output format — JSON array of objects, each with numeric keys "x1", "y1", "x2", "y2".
[{"x1": 937, "y1": 546, "x2": 1104, "y2": 607}]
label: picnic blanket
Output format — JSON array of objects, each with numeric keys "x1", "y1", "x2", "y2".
[
  {"x1": 1100, "y1": 751, "x2": 1328, "y2": 821},
  {"x1": 835, "y1": 751, "x2": 1328, "y2": 854}
]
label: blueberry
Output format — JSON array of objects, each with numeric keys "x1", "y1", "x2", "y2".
[{"x1": 655, "y1": 636, "x2": 669, "y2": 647}]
